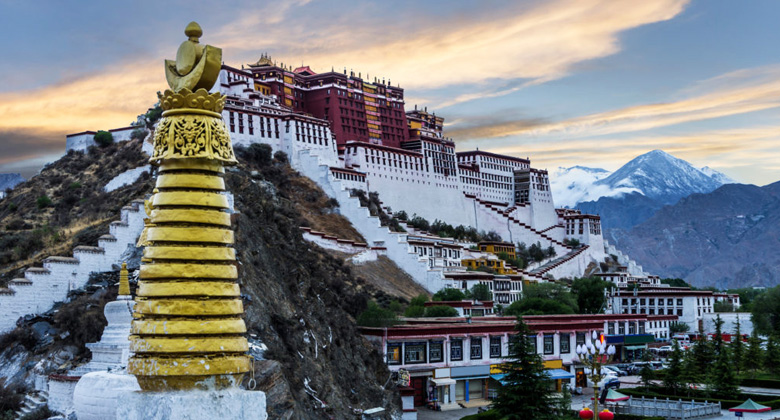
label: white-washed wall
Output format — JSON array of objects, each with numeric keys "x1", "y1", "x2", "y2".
[{"x1": 0, "y1": 200, "x2": 146, "y2": 333}]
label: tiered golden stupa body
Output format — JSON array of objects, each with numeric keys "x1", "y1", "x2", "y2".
[{"x1": 127, "y1": 21, "x2": 250, "y2": 391}]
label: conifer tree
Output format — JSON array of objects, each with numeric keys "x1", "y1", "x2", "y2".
[
  {"x1": 743, "y1": 329, "x2": 763, "y2": 378},
  {"x1": 731, "y1": 316, "x2": 745, "y2": 375},
  {"x1": 682, "y1": 325, "x2": 712, "y2": 393},
  {"x1": 664, "y1": 340, "x2": 684, "y2": 395},
  {"x1": 764, "y1": 335, "x2": 780, "y2": 376},
  {"x1": 707, "y1": 315, "x2": 739, "y2": 396},
  {"x1": 493, "y1": 317, "x2": 558, "y2": 420}
]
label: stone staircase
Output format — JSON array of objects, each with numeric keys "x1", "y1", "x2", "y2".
[
  {"x1": 527, "y1": 245, "x2": 590, "y2": 277},
  {"x1": 0, "y1": 199, "x2": 146, "y2": 334},
  {"x1": 466, "y1": 194, "x2": 571, "y2": 253},
  {"x1": 295, "y1": 149, "x2": 453, "y2": 293},
  {"x1": 14, "y1": 390, "x2": 48, "y2": 419}
]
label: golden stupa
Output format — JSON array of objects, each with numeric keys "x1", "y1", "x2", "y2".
[{"x1": 127, "y1": 21, "x2": 250, "y2": 391}]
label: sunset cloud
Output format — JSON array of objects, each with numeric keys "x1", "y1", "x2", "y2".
[{"x1": 448, "y1": 65, "x2": 780, "y2": 141}]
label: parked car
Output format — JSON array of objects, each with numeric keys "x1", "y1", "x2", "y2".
[
  {"x1": 603, "y1": 377, "x2": 621, "y2": 390},
  {"x1": 627, "y1": 362, "x2": 652, "y2": 375},
  {"x1": 603, "y1": 365, "x2": 627, "y2": 377}
]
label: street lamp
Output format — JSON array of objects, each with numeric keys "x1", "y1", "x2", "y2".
[{"x1": 576, "y1": 331, "x2": 617, "y2": 419}]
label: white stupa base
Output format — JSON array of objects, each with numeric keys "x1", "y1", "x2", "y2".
[
  {"x1": 74, "y1": 371, "x2": 267, "y2": 420},
  {"x1": 116, "y1": 387, "x2": 267, "y2": 420}
]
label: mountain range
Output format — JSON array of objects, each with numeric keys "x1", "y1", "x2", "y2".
[
  {"x1": 551, "y1": 150, "x2": 735, "y2": 230},
  {"x1": 610, "y1": 181, "x2": 780, "y2": 289},
  {"x1": 551, "y1": 150, "x2": 780, "y2": 288}
]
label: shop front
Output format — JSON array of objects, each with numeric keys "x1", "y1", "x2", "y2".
[{"x1": 450, "y1": 365, "x2": 491, "y2": 403}]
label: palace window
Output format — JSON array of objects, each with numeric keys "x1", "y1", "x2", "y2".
[
  {"x1": 404, "y1": 342, "x2": 427, "y2": 364},
  {"x1": 608, "y1": 323, "x2": 615, "y2": 335},
  {"x1": 618, "y1": 324, "x2": 625, "y2": 335},
  {"x1": 429, "y1": 341, "x2": 443, "y2": 363},
  {"x1": 489, "y1": 336, "x2": 502, "y2": 358},
  {"x1": 576, "y1": 333, "x2": 585, "y2": 346},
  {"x1": 544, "y1": 335, "x2": 554, "y2": 355},
  {"x1": 527, "y1": 335, "x2": 537, "y2": 354},
  {"x1": 387, "y1": 343, "x2": 402, "y2": 365},
  {"x1": 451, "y1": 339, "x2": 463, "y2": 361},
  {"x1": 560, "y1": 334, "x2": 570, "y2": 354},
  {"x1": 470, "y1": 337, "x2": 483, "y2": 360}
]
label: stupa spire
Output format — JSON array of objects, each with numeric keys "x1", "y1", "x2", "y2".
[
  {"x1": 118, "y1": 262, "x2": 130, "y2": 298},
  {"x1": 127, "y1": 22, "x2": 250, "y2": 391}
]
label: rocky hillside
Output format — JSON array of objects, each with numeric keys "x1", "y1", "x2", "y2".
[
  {"x1": 0, "y1": 143, "x2": 407, "y2": 419},
  {"x1": 610, "y1": 181, "x2": 780, "y2": 289},
  {"x1": 0, "y1": 141, "x2": 153, "y2": 286}
]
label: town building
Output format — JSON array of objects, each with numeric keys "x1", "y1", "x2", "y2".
[{"x1": 360, "y1": 314, "x2": 663, "y2": 412}]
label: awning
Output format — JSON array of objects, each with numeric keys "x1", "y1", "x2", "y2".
[
  {"x1": 544, "y1": 369, "x2": 575, "y2": 380},
  {"x1": 430, "y1": 377, "x2": 456, "y2": 386},
  {"x1": 729, "y1": 399, "x2": 771, "y2": 413},
  {"x1": 490, "y1": 374, "x2": 508, "y2": 385},
  {"x1": 624, "y1": 345, "x2": 646, "y2": 350}
]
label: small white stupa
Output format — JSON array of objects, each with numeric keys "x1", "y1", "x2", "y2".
[{"x1": 49, "y1": 263, "x2": 138, "y2": 416}]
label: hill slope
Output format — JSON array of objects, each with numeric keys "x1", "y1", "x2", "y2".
[{"x1": 610, "y1": 181, "x2": 780, "y2": 289}]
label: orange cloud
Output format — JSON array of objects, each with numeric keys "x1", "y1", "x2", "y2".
[{"x1": 217, "y1": 0, "x2": 689, "y2": 90}]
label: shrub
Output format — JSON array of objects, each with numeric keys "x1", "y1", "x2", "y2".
[
  {"x1": 36, "y1": 195, "x2": 52, "y2": 209},
  {"x1": 432, "y1": 288, "x2": 466, "y2": 301},
  {"x1": 0, "y1": 379, "x2": 23, "y2": 416},
  {"x1": 68, "y1": 182, "x2": 82, "y2": 190},
  {"x1": 423, "y1": 305, "x2": 458, "y2": 317},
  {"x1": 93, "y1": 130, "x2": 114, "y2": 147},
  {"x1": 246, "y1": 143, "x2": 273, "y2": 166},
  {"x1": 273, "y1": 150, "x2": 288, "y2": 163},
  {"x1": 130, "y1": 127, "x2": 148, "y2": 141},
  {"x1": 6, "y1": 202, "x2": 16, "y2": 212},
  {"x1": 356, "y1": 301, "x2": 399, "y2": 327},
  {"x1": 19, "y1": 406, "x2": 55, "y2": 420}
]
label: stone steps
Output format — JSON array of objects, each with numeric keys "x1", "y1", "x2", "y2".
[{"x1": 0, "y1": 199, "x2": 147, "y2": 333}]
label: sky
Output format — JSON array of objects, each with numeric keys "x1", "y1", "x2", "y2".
[{"x1": 0, "y1": 0, "x2": 778, "y2": 185}]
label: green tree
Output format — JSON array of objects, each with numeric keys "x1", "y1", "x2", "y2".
[
  {"x1": 751, "y1": 286, "x2": 780, "y2": 336},
  {"x1": 93, "y1": 130, "x2": 114, "y2": 147},
  {"x1": 432, "y1": 288, "x2": 466, "y2": 301},
  {"x1": 661, "y1": 278, "x2": 691, "y2": 288},
  {"x1": 36, "y1": 195, "x2": 53, "y2": 209},
  {"x1": 356, "y1": 301, "x2": 399, "y2": 327},
  {"x1": 423, "y1": 305, "x2": 458, "y2": 318},
  {"x1": 669, "y1": 321, "x2": 690, "y2": 334},
  {"x1": 504, "y1": 298, "x2": 575, "y2": 316},
  {"x1": 571, "y1": 277, "x2": 612, "y2": 314},
  {"x1": 764, "y1": 335, "x2": 780, "y2": 376},
  {"x1": 469, "y1": 283, "x2": 492, "y2": 301},
  {"x1": 731, "y1": 317, "x2": 745, "y2": 375},
  {"x1": 522, "y1": 283, "x2": 578, "y2": 312},
  {"x1": 664, "y1": 340, "x2": 684, "y2": 395},
  {"x1": 403, "y1": 294, "x2": 428, "y2": 317},
  {"x1": 639, "y1": 351, "x2": 655, "y2": 388},
  {"x1": 682, "y1": 326, "x2": 712, "y2": 393},
  {"x1": 492, "y1": 317, "x2": 559, "y2": 419},
  {"x1": 707, "y1": 314, "x2": 738, "y2": 396},
  {"x1": 743, "y1": 329, "x2": 763, "y2": 378},
  {"x1": 714, "y1": 301, "x2": 736, "y2": 312}
]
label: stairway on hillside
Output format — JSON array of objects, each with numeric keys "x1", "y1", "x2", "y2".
[
  {"x1": 13, "y1": 390, "x2": 48, "y2": 419},
  {"x1": 295, "y1": 149, "x2": 453, "y2": 293},
  {"x1": 468, "y1": 194, "x2": 571, "y2": 253},
  {"x1": 527, "y1": 245, "x2": 590, "y2": 277},
  {"x1": 0, "y1": 200, "x2": 146, "y2": 334}
]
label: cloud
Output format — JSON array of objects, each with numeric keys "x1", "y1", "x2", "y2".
[
  {"x1": 450, "y1": 65, "x2": 780, "y2": 141},
  {"x1": 216, "y1": 0, "x2": 689, "y2": 90}
]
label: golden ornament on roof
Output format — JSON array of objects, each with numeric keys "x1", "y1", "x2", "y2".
[{"x1": 165, "y1": 21, "x2": 222, "y2": 92}]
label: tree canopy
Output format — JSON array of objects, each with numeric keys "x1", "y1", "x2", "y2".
[
  {"x1": 751, "y1": 286, "x2": 780, "y2": 336},
  {"x1": 571, "y1": 277, "x2": 612, "y2": 314}
]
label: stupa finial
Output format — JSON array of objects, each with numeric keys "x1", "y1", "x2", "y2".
[
  {"x1": 118, "y1": 262, "x2": 130, "y2": 297},
  {"x1": 164, "y1": 21, "x2": 222, "y2": 92}
]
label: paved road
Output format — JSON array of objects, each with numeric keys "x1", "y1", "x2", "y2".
[{"x1": 416, "y1": 406, "x2": 480, "y2": 420}]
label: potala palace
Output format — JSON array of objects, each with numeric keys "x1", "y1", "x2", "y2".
[{"x1": 1, "y1": 42, "x2": 750, "y2": 417}]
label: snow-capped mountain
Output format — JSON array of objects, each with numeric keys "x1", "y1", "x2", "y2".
[
  {"x1": 551, "y1": 166, "x2": 636, "y2": 207},
  {"x1": 700, "y1": 166, "x2": 737, "y2": 186},
  {"x1": 595, "y1": 150, "x2": 727, "y2": 205},
  {"x1": 551, "y1": 150, "x2": 736, "y2": 208}
]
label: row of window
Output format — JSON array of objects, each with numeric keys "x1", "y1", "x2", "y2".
[{"x1": 386, "y1": 334, "x2": 575, "y2": 366}]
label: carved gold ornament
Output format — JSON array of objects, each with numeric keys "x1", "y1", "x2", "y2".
[{"x1": 165, "y1": 22, "x2": 222, "y2": 93}]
